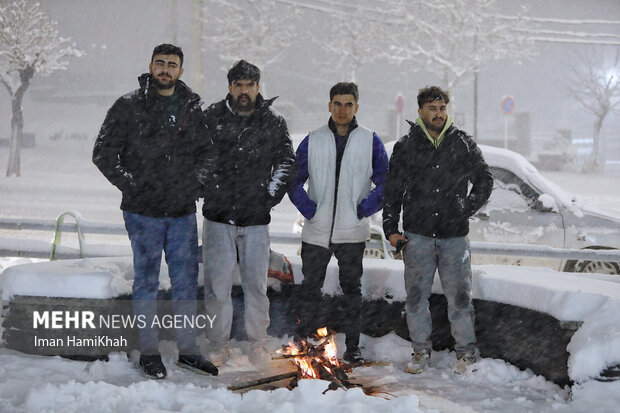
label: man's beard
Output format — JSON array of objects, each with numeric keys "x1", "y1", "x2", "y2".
[
  {"x1": 232, "y1": 94, "x2": 256, "y2": 112},
  {"x1": 424, "y1": 117, "x2": 446, "y2": 134},
  {"x1": 153, "y1": 75, "x2": 177, "y2": 90}
]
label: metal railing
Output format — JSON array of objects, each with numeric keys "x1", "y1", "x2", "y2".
[{"x1": 1, "y1": 215, "x2": 620, "y2": 263}]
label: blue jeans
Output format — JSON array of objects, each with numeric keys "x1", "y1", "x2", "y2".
[
  {"x1": 123, "y1": 211, "x2": 199, "y2": 353},
  {"x1": 202, "y1": 219, "x2": 270, "y2": 345},
  {"x1": 402, "y1": 232, "x2": 476, "y2": 356}
]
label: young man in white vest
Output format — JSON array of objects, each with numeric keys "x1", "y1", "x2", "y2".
[{"x1": 288, "y1": 82, "x2": 389, "y2": 363}]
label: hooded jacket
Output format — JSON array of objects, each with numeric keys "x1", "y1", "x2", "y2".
[
  {"x1": 201, "y1": 94, "x2": 295, "y2": 226},
  {"x1": 93, "y1": 73, "x2": 208, "y2": 218},
  {"x1": 383, "y1": 120, "x2": 493, "y2": 239}
]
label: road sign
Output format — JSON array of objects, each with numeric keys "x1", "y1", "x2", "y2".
[
  {"x1": 396, "y1": 93, "x2": 404, "y2": 115},
  {"x1": 501, "y1": 96, "x2": 515, "y2": 149},
  {"x1": 501, "y1": 96, "x2": 515, "y2": 115}
]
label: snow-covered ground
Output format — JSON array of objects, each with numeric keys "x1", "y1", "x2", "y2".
[{"x1": 1, "y1": 139, "x2": 620, "y2": 412}]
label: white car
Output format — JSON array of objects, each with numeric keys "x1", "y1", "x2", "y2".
[{"x1": 378, "y1": 142, "x2": 620, "y2": 274}]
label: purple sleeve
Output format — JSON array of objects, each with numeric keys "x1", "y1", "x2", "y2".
[
  {"x1": 287, "y1": 135, "x2": 317, "y2": 220},
  {"x1": 357, "y1": 133, "x2": 389, "y2": 218}
]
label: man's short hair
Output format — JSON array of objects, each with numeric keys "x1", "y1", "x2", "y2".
[
  {"x1": 330, "y1": 82, "x2": 359, "y2": 101},
  {"x1": 227, "y1": 60, "x2": 261, "y2": 85},
  {"x1": 417, "y1": 86, "x2": 450, "y2": 108},
  {"x1": 151, "y1": 44, "x2": 184, "y2": 66}
]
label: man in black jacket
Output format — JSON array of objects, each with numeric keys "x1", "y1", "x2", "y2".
[
  {"x1": 93, "y1": 44, "x2": 217, "y2": 379},
  {"x1": 201, "y1": 60, "x2": 295, "y2": 364},
  {"x1": 383, "y1": 86, "x2": 493, "y2": 375}
]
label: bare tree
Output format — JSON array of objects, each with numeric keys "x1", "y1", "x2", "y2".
[
  {"x1": 565, "y1": 49, "x2": 620, "y2": 172},
  {"x1": 277, "y1": 0, "x2": 404, "y2": 82},
  {"x1": 309, "y1": 0, "x2": 400, "y2": 82},
  {"x1": 201, "y1": 0, "x2": 299, "y2": 89},
  {"x1": 0, "y1": 0, "x2": 82, "y2": 177},
  {"x1": 391, "y1": 0, "x2": 535, "y2": 108},
  {"x1": 283, "y1": 0, "x2": 535, "y2": 119}
]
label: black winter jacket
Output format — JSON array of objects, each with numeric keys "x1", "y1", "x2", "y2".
[
  {"x1": 201, "y1": 94, "x2": 295, "y2": 226},
  {"x1": 383, "y1": 121, "x2": 493, "y2": 239},
  {"x1": 93, "y1": 74, "x2": 208, "y2": 217}
]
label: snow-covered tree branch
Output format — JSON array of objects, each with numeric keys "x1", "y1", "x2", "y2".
[
  {"x1": 200, "y1": 0, "x2": 299, "y2": 75},
  {"x1": 0, "y1": 0, "x2": 83, "y2": 177},
  {"x1": 308, "y1": 0, "x2": 402, "y2": 82},
  {"x1": 390, "y1": 0, "x2": 535, "y2": 104},
  {"x1": 565, "y1": 49, "x2": 620, "y2": 172},
  {"x1": 276, "y1": 0, "x2": 407, "y2": 82}
]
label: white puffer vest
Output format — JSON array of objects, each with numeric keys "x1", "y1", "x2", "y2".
[{"x1": 301, "y1": 124, "x2": 374, "y2": 248}]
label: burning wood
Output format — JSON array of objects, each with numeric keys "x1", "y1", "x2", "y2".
[
  {"x1": 227, "y1": 371, "x2": 298, "y2": 392},
  {"x1": 278, "y1": 327, "x2": 360, "y2": 392},
  {"x1": 230, "y1": 328, "x2": 388, "y2": 393}
]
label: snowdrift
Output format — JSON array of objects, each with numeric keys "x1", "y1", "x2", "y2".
[{"x1": 1, "y1": 256, "x2": 620, "y2": 385}]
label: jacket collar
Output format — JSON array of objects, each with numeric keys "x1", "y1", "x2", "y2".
[
  {"x1": 406, "y1": 116, "x2": 454, "y2": 148},
  {"x1": 328, "y1": 116, "x2": 359, "y2": 137}
]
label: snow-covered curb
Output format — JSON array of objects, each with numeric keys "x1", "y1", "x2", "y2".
[{"x1": 2, "y1": 256, "x2": 620, "y2": 383}]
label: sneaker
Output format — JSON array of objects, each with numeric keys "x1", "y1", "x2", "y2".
[
  {"x1": 176, "y1": 354, "x2": 219, "y2": 376},
  {"x1": 206, "y1": 346, "x2": 230, "y2": 366},
  {"x1": 404, "y1": 349, "x2": 430, "y2": 374},
  {"x1": 343, "y1": 347, "x2": 365, "y2": 364},
  {"x1": 139, "y1": 354, "x2": 167, "y2": 379},
  {"x1": 454, "y1": 352, "x2": 477, "y2": 375}
]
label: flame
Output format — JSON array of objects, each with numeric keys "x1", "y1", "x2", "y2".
[
  {"x1": 297, "y1": 357, "x2": 319, "y2": 379},
  {"x1": 285, "y1": 327, "x2": 340, "y2": 378}
]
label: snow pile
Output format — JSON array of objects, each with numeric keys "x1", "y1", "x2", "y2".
[
  {"x1": 538, "y1": 193, "x2": 558, "y2": 211},
  {"x1": 0, "y1": 349, "x2": 423, "y2": 413},
  {"x1": 568, "y1": 299, "x2": 620, "y2": 383},
  {"x1": 3, "y1": 255, "x2": 620, "y2": 384},
  {"x1": 0, "y1": 257, "x2": 43, "y2": 275},
  {"x1": 471, "y1": 265, "x2": 620, "y2": 322},
  {"x1": 570, "y1": 381, "x2": 620, "y2": 413},
  {"x1": 2, "y1": 255, "x2": 620, "y2": 411},
  {"x1": 22, "y1": 378, "x2": 421, "y2": 413},
  {"x1": 0, "y1": 257, "x2": 138, "y2": 300}
]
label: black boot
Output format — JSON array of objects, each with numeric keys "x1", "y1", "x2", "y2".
[
  {"x1": 343, "y1": 346, "x2": 365, "y2": 364},
  {"x1": 139, "y1": 354, "x2": 167, "y2": 379},
  {"x1": 177, "y1": 354, "x2": 219, "y2": 376}
]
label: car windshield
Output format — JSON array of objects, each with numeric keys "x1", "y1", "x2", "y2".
[
  {"x1": 480, "y1": 168, "x2": 531, "y2": 213},
  {"x1": 490, "y1": 167, "x2": 540, "y2": 208},
  {"x1": 480, "y1": 145, "x2": 575, "y2": 208}
]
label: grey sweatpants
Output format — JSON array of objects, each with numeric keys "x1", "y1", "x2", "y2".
[
  {"x1": 202, "y1": 219, "x2": 271, "y2": 345},
  {"x1": 402, "y1": 232, "x2": 477, "y2": 356}
]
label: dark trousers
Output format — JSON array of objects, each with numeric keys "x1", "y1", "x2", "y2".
[{"x1": 296, "y1": 241, "x2": 365, "y2": 350}]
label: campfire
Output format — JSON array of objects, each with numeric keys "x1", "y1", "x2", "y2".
[
  {"x1": 228, "y1": 327, "x2": 385, "y2": 393},
  {"x1": 278, "y1": 327, "x2": 355, "y2": 391}
]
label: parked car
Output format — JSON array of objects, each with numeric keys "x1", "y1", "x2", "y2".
[
  {"x1": 294, "y1": 143, "x2": 620, "y2": 274},
  {"x1": 467, "y1": 144, "x2": 620, "y2": 274}
]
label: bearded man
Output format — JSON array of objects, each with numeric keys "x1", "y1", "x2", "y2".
[{"x1": 200, "y1": 60, "x2": 295, "y2": 365}]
